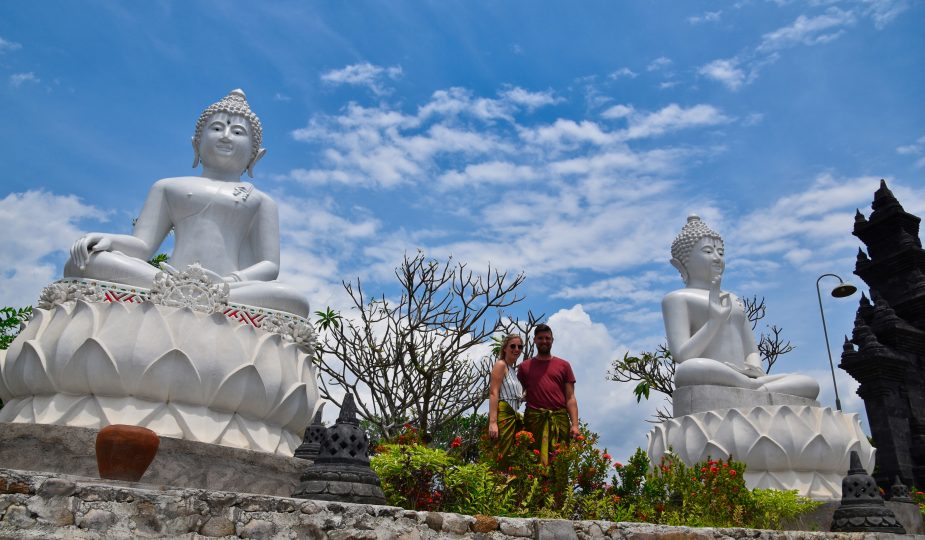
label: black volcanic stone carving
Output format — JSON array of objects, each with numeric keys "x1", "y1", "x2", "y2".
[
  {"x1": 294, "y1": 403, "x2": 326, "y2": 461},
  {"x1": 841, "y1": 180, "x2": 925, "y2": 492},
  {"x1": 891, "y1": 476, "x2": 914, "y2": 503},
  {"x1": 292, "y1": 394, "x2": 385, "y2": 505},
  {"x1": 831, "y1": 452, "x2": 906, "y2": 533}
]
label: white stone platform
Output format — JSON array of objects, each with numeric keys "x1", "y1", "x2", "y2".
[
  {"x1": 0, "y1": 289, "x2": 320, "y2": 456},
  {"x1": 648, "y1": 388, "x2": 875, "y2": 501}
]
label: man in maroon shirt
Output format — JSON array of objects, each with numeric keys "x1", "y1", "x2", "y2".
[{"x1": 517, "y1": 324, "x2": 580, "y2": 464}]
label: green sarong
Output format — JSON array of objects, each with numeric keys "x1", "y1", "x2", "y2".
[
  {"x1": 494, "y1": 400, "x2": 523, "y2": 462},
  {"x1": 523, "y1": 407, "x2": 570, "y2": 465}
]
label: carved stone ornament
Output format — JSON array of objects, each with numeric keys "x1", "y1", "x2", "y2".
[
  {"x1": 148, "y1": 263, "x2": 230, "y2": 314},
  {"x1": 293, "y1": 394, "x2": 385, "y2": 504},
  {"x1": 261, "y1": 313, "x2": 317, "y2": 354},
  {"x1": 38, "y1": 280, "x2": 106, "y2": 310},
  {"x1": 831, "y1": 451, "x2": 906, "y2": 533},
  {"x1": 294, "y1": 403, "x2": 326, "y2": 461},
  {"x1": 890, "y1": 475, "x2": 914, "y2": 503}
]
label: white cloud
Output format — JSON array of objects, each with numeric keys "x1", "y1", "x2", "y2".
[
  {"x1": 622, "y1": 104, "x2": 731, "y2": 140},
  {"x1": 699, "y1": 58, "x2": 746, "y2": 91},
  {"x1": 438, "y1": 161, "x2": 538, "y2": 189},
  {"x1": 757, "y1": 8, "x2": 855, "y2": 52},
  {"x1": 273, "y1": 92, "x2": 291, "y2": 102},
  {"x1": 646, "y1": 56, "x2": 672, "y2": 72},
  {"x1": 608, "y1": 67, "x2": 638, "y2": 80},
  {"x1": 688, "y1": 10, "x2": 722, "y2": 24},
  {"x1": 601, "y1": 104, "x2": 634, "y2": 120},
  {"x1": 0, "y1": 191, "x2": 107, "y2": 307},
  {"x1": 863, "y1": 0, "x2": 910, "y2": 29},
  {"x1": 0, "y1": 36, "x2": 22, "y2": 53},
  {"x1": 498, "y1": 86, "x2": 560, "y2": 111},
  {"x1": 9, "y1": 72, "x2": 39, "y2": 88},
  {"x1": 896, "y1": 135, "x2": 925, "y2": 167},
  {"x1": 320, "y1": 62, "x2": 403, "y2": 96}
]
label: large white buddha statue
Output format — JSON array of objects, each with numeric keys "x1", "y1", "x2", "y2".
[
  {"x1": 662, "y1": 215, "x2": 819, "y2": 399},
  {"x1": 64, "y1": 89, "x2": 309, "y2": 318}
]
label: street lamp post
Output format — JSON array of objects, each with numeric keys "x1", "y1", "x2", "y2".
[{"x1": 815, "y1": 273, "x2": 858, "y2": 412}]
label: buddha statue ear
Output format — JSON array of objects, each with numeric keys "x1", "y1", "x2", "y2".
[
  {"x1": 670, "y1": 258, "x2": 689, "y2": 285},
  {"x1": 246, "y1": 148, "x2": 267, "y2": 178},
  {"x1": 191, "y1": 137, "x2": 200, "y2": 168}
]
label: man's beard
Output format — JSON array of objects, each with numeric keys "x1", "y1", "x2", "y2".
[{"x1": 537, "y1": 345, "x2": 552, "y2": 355}]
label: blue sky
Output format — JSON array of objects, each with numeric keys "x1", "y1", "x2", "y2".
[{"x1": 2, "y1": 1, "x2": 924, "y2": 461}]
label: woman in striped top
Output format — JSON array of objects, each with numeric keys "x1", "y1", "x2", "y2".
[{"x1": 487, "y1": 333, "x2": 525, "y2": 461}]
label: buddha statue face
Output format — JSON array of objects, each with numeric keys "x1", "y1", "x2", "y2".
[
  {"x1": 670, "y1": 215, "x2": 724, "y2": 286},
  {"x1": 197, "y1": 112, "x2": 254, "y2": 176},
  {"x1": 684, "y1": 236, "x2": 724, "y2": 284},
  {"x1": 192, "y1": 89, "x2": 266, "y2": 178}
]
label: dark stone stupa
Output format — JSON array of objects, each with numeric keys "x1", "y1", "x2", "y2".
[
  {"x1": 294, "y1": 403, "x2": 326, "y2": 460},
  {"x1": 831, "y1": 451, "x2": 906, "y2": 533},
  {"x1": 292, "y1": 394, "x2": 386, "y2": 505},
  {"x1": 840, "y1": 180, "x2": 925, "y2": 492}
]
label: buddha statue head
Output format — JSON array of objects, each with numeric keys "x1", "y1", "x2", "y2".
[
  {"x1": 670, "y1": 215, "x2": 724, "y2": 286},
  {"x1": 192, "y1": 89, "x2": 267, "y2": 178}
]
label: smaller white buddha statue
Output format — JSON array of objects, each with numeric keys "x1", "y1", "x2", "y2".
[
  {"x1": 662, "y1": 215, "x2": 819, "y2": 399},
  {"x1": 64, "y1": 89, "x2": 309, "y2": 318}
]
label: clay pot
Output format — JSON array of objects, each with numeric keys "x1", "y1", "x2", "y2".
[{"x1": 95, "y1": 424, "x2": 160, "y2": 482}]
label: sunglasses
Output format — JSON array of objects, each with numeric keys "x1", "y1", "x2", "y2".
[{"x1": 508, "y1": 344, "x2": 524, "y2": 350}]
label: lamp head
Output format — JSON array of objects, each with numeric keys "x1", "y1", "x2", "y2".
[{"x1": 831, "y1": 282, "x2": 858, "y2": 298}]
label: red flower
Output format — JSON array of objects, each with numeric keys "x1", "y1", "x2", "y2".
[
  {"x1": 533, "y1": 449, "x2": 540, "y2": 456},
  {"x1": 729, "y1": 469, "x2": 737, "y2": 476},
  {"x1": 576, "y1": 434, "x2": 586, "y2": 441},
  {"x1": 450, "y1": 436, "x2": 462, "y2": 448},
  {"x1": 603, "y1": 453, "x2": 612, "y2": 460},
  {"x1": 701, "y1": 467, "x2": 708, "y2": 472},
  {"x1": 614, "y1": 462, "x2": 623, "y2": 469}
]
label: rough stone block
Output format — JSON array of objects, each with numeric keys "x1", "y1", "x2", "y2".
[
  {"x1": 3, "y1": 504, "x2": 36, "y2": 528},
  {"x1": 499, "y1": 516, "x2": 535, "y2": 537},
  {"x1": 538, "y1": 519, "x2": 579, "y2": 540},
  {"x1": 472, "y1": 513, "x2": 499, "y2": 533},
  {"x1": 200, "y1": 516, "x2": 236, "y2": 537},
  {"x1": 240, "y1": 518, "x2": 277, "y2": 539},
  {"x1": 77, "y1": 508, "x2": 116, "y2": 533},
  {"x1": 37, "y1": 478, "x2": 76, "y2": 498},
  {"x1": 441, "y1": 512, "x2": 472, "y2": 534}
]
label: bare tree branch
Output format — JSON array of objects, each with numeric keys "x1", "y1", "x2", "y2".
[{"x1": 313, "y1": 251, "x2": 530, "y2": 441}]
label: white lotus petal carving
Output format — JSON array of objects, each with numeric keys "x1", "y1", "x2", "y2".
[
  {"x1": 0, "y1": 299, "x2": 319, "y2": 455},
  {"x1": 136, "y1": 350, "x2": 202, "y2": 403},
  {"x1": 648, "y1": 404, "x2": 876, "y2": 500}
]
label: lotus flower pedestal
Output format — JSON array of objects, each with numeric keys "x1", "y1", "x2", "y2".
[
  {"x1": 0, "y1": 276, "x2": 320, "y2": 457},
  {"x1": 647, "y1": 386, "x2": 875, "y2": 500}
]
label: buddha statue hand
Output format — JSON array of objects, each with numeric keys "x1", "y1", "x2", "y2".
[
  {"x1": 708, "y1": 277, "x2": 732, "y2": 323},
  {"x1": 70, "y1": 233, "x2": 114, "y2": 270},
  {"x1": 725, "y1": 361, "x2": 766, "y2": 379}
]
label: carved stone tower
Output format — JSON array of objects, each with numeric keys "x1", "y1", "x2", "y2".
[{"x1": 840, "y1": 180, "x2": 925, "y2": 491}]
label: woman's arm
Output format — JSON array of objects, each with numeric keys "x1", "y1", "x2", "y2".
[{"x1": 487, "y1": 360, "x2": 507, "y2": 439}]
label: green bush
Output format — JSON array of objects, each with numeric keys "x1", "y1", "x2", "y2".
[{"x1": 371, "y1": 422, "x2": 822, "y2": 529}]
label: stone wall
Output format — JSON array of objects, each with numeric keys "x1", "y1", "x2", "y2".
[{"x1": 0, "y1": 467, "x2": 921, "y2": 540}]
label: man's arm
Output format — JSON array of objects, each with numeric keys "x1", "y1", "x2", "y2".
[{"x1": 563, "y1": 382, "x2": 580, "y2": 438}]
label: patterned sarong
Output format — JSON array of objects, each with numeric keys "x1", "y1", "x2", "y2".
[
  {"x1": 494, "y1": 400, "x2": 523, "y2": 461},
  {"x1": 523, "y1": 407, "x2": 570, "y2": 466}
]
